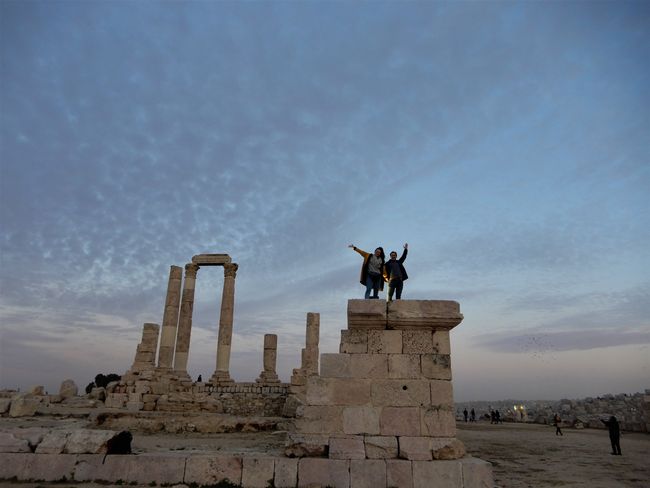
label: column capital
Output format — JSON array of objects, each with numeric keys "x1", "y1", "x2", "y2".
[
  {"x1": 185, "y1": 262, "x2": 200, "y2": 277},
  {"x1": 223, "y1": 262, "x2": 238, "y2": 278}
]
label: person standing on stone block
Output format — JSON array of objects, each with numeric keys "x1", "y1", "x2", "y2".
[
  {"x1": 348, "y1": 244, "x2": 386, "y2": 299},
  {"x1": 385, "y1": 243, "x2": 408, "y2": 301},
  {"x1": 601, "y1": 416, "x2": 622, "y2": 455}
]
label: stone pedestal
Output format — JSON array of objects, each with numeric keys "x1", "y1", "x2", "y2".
[
  {"x1": 256, "y1": 334, "x2": 281, "y2": 384},
  {"x1": 173, "y1": 263, "x2": 200, "y2": 375},
  {"x1": 157, "y1": 265, "x2": 183, "y2": 369},
  {"x1": 211, "y1": 263, "x2": 238, "y2": 385}
]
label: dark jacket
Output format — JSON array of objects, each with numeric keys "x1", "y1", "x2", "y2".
[
  {"x1": 352, "y1": 247, "x2": 385, "y2": 290},
  {"x1": 601, "y1": 417, "x2": 620, "y2": 438},
  {"x1": 386, "y1": 248, "x2": 408, "y2": 281}
]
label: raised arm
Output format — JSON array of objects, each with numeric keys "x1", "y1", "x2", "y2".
[
  {"x1": 349, "y1": 244, "x2": 370, "y2": 258},
  {"x1": 399, "y1": 243, "x2": 408, "y2": 262}
]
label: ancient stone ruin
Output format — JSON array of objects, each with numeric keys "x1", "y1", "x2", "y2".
[{"x1": 0, "y1": 253, "x2": 494, "y2": 487}]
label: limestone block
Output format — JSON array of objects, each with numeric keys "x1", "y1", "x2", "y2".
[
  {"x1": 380, "y1": 407, "x2": 421, "y2": 436},
  {"x1": 371, "y1": 380, "x2": 430, "y2": 407},
  {"x1": 368, "y1": 330, "x2": 403, "y2": 354},
  {"x1": 285, "y1": 433, "x2": 329, "y2": 457},
  {"x1": 461, "y1": 456, "x2": 494, "y2": 488},
  {"x1": 12, "y1": 427, "x2": 46, "y2": 450},
  {"x1": 125, "y1": 454, "x2": 186, "y2": 485},
  {"x1": 274, "y1": 457, "x2": 298, "y2": 487},
  {"x1": 18, "y1": 453, "x2": 77, "y2": 481},
  {"x1": 349, "y1": 354, "x2": 388, "y2": 378},
  {"x1": 432, "y1": 439, "x2": 466, "y2": 460},
  {"x1": 306, "y1": 377, "x2": 371, "y2": 406},
  {"x1": 9, "y1": 395, "x2": 39, "y2": 417},
  {"x1": 421, "y1": 406, "x2": 456, "y2": 437},
  {"x1": 104, "y1": 393, "x2": 128, "y2": 409},
  {"x1": 412, "y1": 460, "x2": 462, "y2": 488},
  {"x1": 421, "y1": 354, "x2": 452, "y2": 380},
  {"x1": 386, "y1": 459, "x2": 414, "y2": 488},
  {"x1": 350, "y1": 459, "x2": 387, "y2": 488},
  {"x1": 430, "y1": 380, "x2": 454, "y2": 407},
  {"x1": 386, "y1": 300, "x2": 463, "y2": 330},
  {"x1": 388, "y1": 354, "x2": 421, "y2": 379},
  {"x1": 0, "y1": 398, "x2": 11, "y2": 413},
  {"x1": 399, "y1": 436, "x2": 432, "y2": 461},
  {"x1": 364, "y1": 436, "x2": 398, "y2": 459},
  {"x1": 27, "y1": 385, "x2": 45, "y2": 395},
  {"x1": 321, "y1": 353, "x2": 351, "y2": 378},
  {"x1": 191, "y1": 253, "x2": 231, "y2": 265},
  {"x1": 432, "y1": 330, "x2": 451, "y2": 355},
  {"x1": 343, "y1": 406, "x2": 380, "y2": 435},
  {"x1": 301, "y1": 347, "x2": 319, "y2": 374},
  {"x1": 295, "y1": 405, "x2": 344, "y2": 434},
  {"x1": 329, "y1": 435, "x2": 366, "y2": 459},
  {"x1": 306, "y1": 312, "x2": 320, "y2": 346},
  {"x1": 59, "y1": 379, "x2": 79, "y2": 399},
  {"x1": 74, "y1": 454, "x2": 138, "y2": 482},
  {"x1": 340, "y1": 329, "x2": 369, "y2": 354},
  {"x1": 347, "y1": 299, "x2": 387, "y2": 329},
  {"x1": 184, "y1": 455, "x2": 243, "y2": 486},
  {"x1": 298, "y1": 458, "x2": 350, "y2": 487},
  {"x1": 0, "y1": 432, "x2": 30, "y2": 452},
  {"x1": 0, "y1": 453, "x2": 29, "y2": 479},
  {"x1": 64, "y1": 429, "x2": 117, "y2": 454},
  {"x1": 35, "y1": 431, "x2": 69, "y2": 454},
  {"x1": 242, "y1": 457, "x2": 275, "y2": 488},
  {"x1": 402, "y1": 331, "x2": 435, "y2": 354}
]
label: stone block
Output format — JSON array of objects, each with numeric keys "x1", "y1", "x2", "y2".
[
  {"x1": 340, "y1": 329, "x2": 369, "y2": 353},
  {"x1": 432, "y1": 330, "x2": 451, "y2": 355},
  {"x1": 402, "y1": 331, "x2": 435, "y2": 354},
  {"x1": 306, "y1": 377, "x2": 371, "y2": 406},
  {"x1": 0, "y1": 398, "x2": 11, "y2": 413},
  {"x1": 350, "y1": 459, "x2": 387, "y2": 488},
  {"x1": 421, "y1": 406, "x2": 456, "y2": 437},
  {"x1": 295, "y1": 405, "x2": 344, "y2": 433},
  {"x1": 421, "y1": 354, "x2": 452, "y2": 380},
  {"x1": 399, "y1": 437, "x2": 432, "y2": 461},
  {"x1": 19, "y1": 453, "x2": 77, "y2": 481},
  {"x1": 413, "y1": 460, "x2": 462, "y2": 488},
  {"x1": 285, "y1": 433, "x2": 329, "y2": 457},
  {"x1": 64, "y1": 429, "x2": 116, "y2": 454},
  {"x1": 242, "y1": 457, "x2": 275, "y2": 488},
  {"x1": 35, "y1": 430, "x2": 69, "y2": 454},
  {"x1": 432, "y1": 439, "x2": 466, "y2": 460},
  {"x1": 343, "y1": 406, "x2": 380, "y2": 435},
  {"x1": 0, "y1": 453, "x2": 29, "y2": 479},
  {"x1": 274, "y1": 457, "x2": 299, "y2": 487},
  {"x1": 368, "y1": 330, "x2": 403, "y2": 354},
  {"x1": 430, "y1": 380, "x2": 454, "y2": 407},
  {"x1": 184, "y1": 455, "x2": 243, "y2": 486},
  {"x1": 349, "y1": 354, "x2": 388, "y2": 378},
  {"x1": 364, "y1": 435, "x2": 398, "y2": 459},
  {"x1": 461, "y1": 457, "x2": 494, "y2": 488},
  {"x1": 386, "y1": 300, "x2": 463, "y2": 329},
  {"x1": 298, "y1": 458, "x2": 350, "y2": 488},
  {"x1": 329, "y1": 435, "x2": 366, "y2": 459},
  {"x1": 122, "y1": 454, "x2": 186, "y2": 485},
  {"x1": 380, "y1": 407, "x2": 421, "y2": 436},
  {"x1": 59, "y1": 379, "x2": 79, "y2": 399},
  {"x1": 386, "y1": 459, "x2": 414, "y2": 488},
  {"x1": 321, "y1": 353, "x2": 351, "y2": 377},
  {"x1": 192, "y1": 253, "x2": 231, "y2": 265},
  {"x1": 371, "y1": 380, "x2": 431, "y2": 407},
  {"x1": 0, "y1": 432, "x2": 30, "y2": 452},
  {"x1": 347, "y1": 299, "x2": 387, "y2": 329},
  {"x1": 9, "y1": 395, "x2": 39, "y2": 417},
  {"x1": 388, "y1": 354, "x2": 421, "y2": 379}
]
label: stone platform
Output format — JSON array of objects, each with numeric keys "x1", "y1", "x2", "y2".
[{"x1": 0, "y1": 452, "x2": 493, "y2": 487}]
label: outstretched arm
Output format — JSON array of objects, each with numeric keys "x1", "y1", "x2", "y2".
[
  {"x1": 349, "y1": 244, "x2": 369, "y2": 258},
  {"x1": 399, "y1": 243, "x2": 408, "y2": 262}
]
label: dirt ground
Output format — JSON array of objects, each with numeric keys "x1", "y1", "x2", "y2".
[{"x1": 1, "y1": 416, "x2": 649, "y2": 487}]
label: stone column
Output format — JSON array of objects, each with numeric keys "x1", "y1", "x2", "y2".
[
  {"x1": 290, "y1": 312, "x2": 320, "y2": 387},
  {"x1": 129, "y1": 323, "x2": 160, "y2": 373},
  {"x1": 173, "y1": 263, "x2": 200, "y2": 374},
  {"x1": 157, "y1": 265, "x2": 183, "y2": 369},
  {"x1": 256, "y1": 334, "x2": 280, "y2": 384},
  {"x1": 211, "y1": 262, "x2": 238, "y2": 384}
]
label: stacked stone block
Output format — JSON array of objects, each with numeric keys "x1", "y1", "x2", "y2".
[
  {"x1": 290, "y1": 300, "x2": 464, "y2": 462},
  {"x1": 128, "y1": 323, "x2": 160, "y2": 374},
  {"x1": 257, "y1": 334, "x2": 281, "y2": 385},
  {"x1": 290, "y1": 313, "x2": 320, "y2": 392}
]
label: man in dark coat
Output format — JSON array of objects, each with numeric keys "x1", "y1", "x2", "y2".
[
  {"x1": 385, "y1": 243, "x2": 408, "y2": 301},
  {"x1": 601, "y1": 416, "x2": 622, "y2": 455}
]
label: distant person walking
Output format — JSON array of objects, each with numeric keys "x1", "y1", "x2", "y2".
[
  {"x1": 349, "y1": 244, "x2": 386, "y2": 299},
  {"x1": 385, "y1": 243, "x2": 408, "y2": 301},
  {"x1": 601, "y1": 416, "x2": 622, "y2": 455},
  {"x1": 554, "y1": 414, "x2": 563, "y2": 436},
  {"x1": 463, "y1": 408, "x2": 469, "y2": 423},
  {"x1": 470, "y1": 408, "x2": 476, "y2": 422},
  {"x1": 495, "y1": 410, "x2": 502, "y2": 424}
]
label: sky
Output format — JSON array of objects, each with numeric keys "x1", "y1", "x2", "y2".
[{"x1": 1, "y1": 1, "x2": 649, "y2": 402}]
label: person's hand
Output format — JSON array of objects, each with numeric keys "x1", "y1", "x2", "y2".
[
  {"x1": 404, "y1": 243, "x2": 408, "y2": 249},
  {"x1": 348, "y1": 244, "x2": 355, "y2": 248}
]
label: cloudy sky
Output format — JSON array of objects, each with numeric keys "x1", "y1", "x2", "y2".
[{"x1": 1, "y1": 1, "x2": 648, "y2": 402}]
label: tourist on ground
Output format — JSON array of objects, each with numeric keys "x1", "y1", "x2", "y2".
[
  {"x1": 463, "y1": 408, "x2": 469, "y2": 422},
  {"x1": 385, "y1": 243, "x2": 408, "y2": 301},
  {"x1": 554, "y1": 413, "x2": 563, "y2": 436},
  {"x1": 349, "y1": 244, "x2": 386, "y2": 299},
  {"x1": 495, "y1": 409, "x2": 502, "y2": 424},
  {"x1": 601, "y1": 416, "x2": 622, "y2": 455},
  {"x1": 471, "y1": 408, "x2": 476, "y2": 422}
]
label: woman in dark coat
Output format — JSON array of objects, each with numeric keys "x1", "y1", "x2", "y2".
[
  {"x1": 349, "y1": 244, "x2": 386, "y2": 299},
  {"x1": 601, "y1": 416, "x2": 621, "y2": 455}
]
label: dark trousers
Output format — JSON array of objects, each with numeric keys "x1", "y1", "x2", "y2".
[
  {"x1": 610, "y1": 436, "x2": 621, "y2": 455},
  {"x1": 387, "y1": 279, "x2": 403, "y2": 301}
]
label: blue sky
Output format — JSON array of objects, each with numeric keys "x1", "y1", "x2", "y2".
[{"x1": 1, "y1": 1, "x2": 648, "y2": 401}]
